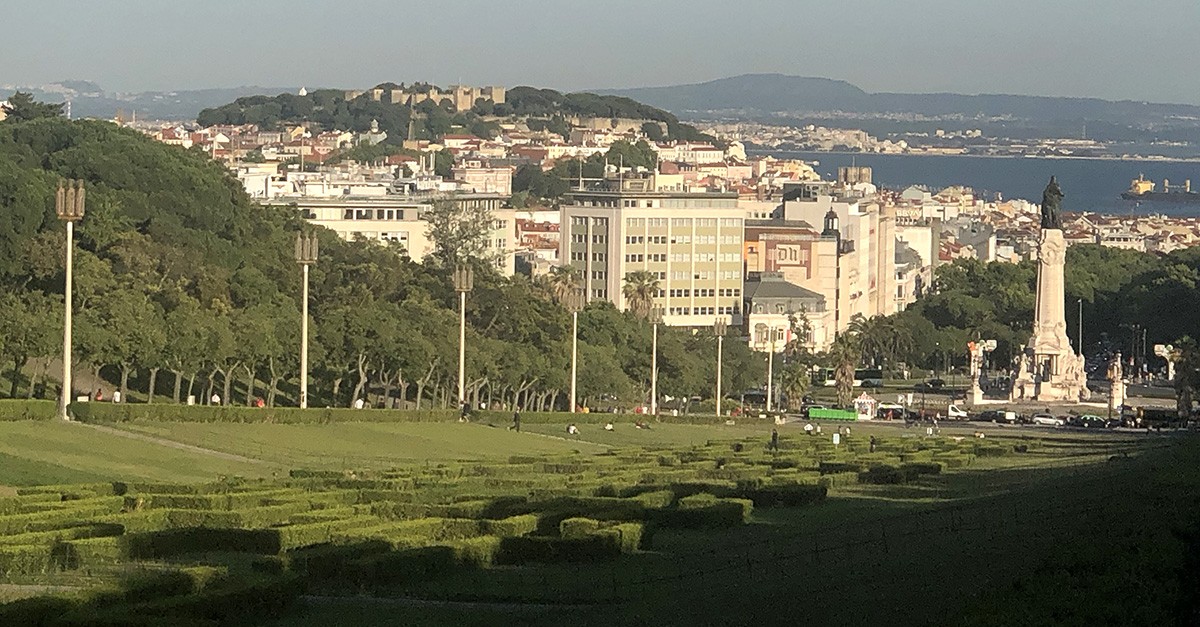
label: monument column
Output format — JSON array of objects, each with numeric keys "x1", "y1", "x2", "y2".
[{"x1": 1015, "y1": 177, "x2": 1088, "y2": 403}]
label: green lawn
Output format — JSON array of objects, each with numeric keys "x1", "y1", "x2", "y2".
[
  {"x1": 0, "y1": 421, "x2": 274, "y2": 485},
  {"x1": 109, "y1": 421, "x2": 610, "y2": 469}
]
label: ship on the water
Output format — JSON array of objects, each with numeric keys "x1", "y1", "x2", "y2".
[{"x1": 1121, "y1": 174, "x2": 1200, "y2": 203}]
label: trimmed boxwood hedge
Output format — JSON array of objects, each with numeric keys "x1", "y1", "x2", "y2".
[{"x1": 0, "y1": 400, "x2": 58, "y2": 421}]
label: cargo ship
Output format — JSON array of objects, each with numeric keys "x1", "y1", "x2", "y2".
[{"x1": 1121, "y1": 174, "x2": 1200, "y2": 203}]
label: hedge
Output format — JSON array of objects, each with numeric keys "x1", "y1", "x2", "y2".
[
  {"x1": 497, "y1": 534, "x2": 621, "y2": 564},
  {"x1": 0, "y1": 497, "x2": 125, "y2": 536},
  {"x1": 69, "y1": 402, "x2": 458, "y2": 424},
  {"x1": 651, "y1": 495, "x2": 753, "y2": 529},
  {"x1": 481, "y1": 514, "x2": 538, "y2": 538},
  {"x1": 0, "y1": 544, "x2": 55, "y2": 575},
  {"x1": 62, "y1": 536, "x2": 127, "y2": 568},
  {"x1": 0, "y1": 522, "x2": 123, "y2": 547},
  {"x1": 559, "y1": 517, "x2": 601, "y2": 540},
  {"x1": 0, "y1": 400, "x2": 58, "y2": 421},
  {"x1": 739, "y1": 483, "x2": 827, "y2": 507}
]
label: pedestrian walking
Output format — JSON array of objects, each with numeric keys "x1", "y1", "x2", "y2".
[
  {"x1": 511, "y1": 411, "x2": 521, "y2": 432},
  {"x1": 769, "y1": 428, "x2": 779, "y2": 451},
  {"x1": 869, "y1": 435, "x2": 877, "y2": 454}
]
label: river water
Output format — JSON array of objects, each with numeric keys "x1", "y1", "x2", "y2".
[{"x1": 759, "y1": 150, "x2": 1200, "y2": 216}]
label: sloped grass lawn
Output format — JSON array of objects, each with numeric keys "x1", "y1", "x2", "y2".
[{"x1": 0, "y1": 422, "x2": 273, "y2": 484}]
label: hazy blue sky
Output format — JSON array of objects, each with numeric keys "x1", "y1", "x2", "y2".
[{"x1": 7, "y1": 0, "x2": 1200, "y2": 103}]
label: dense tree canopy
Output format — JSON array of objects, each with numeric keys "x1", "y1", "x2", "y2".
[{"x1": 0, "y1": 116, "x2": 762, "y2": 411}]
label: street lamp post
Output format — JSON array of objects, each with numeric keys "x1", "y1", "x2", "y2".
[
  {"x1": 453, "y1": 264, "x2": 474, "y2": 410},
  {"x1": 295, "y1": 233, "x2": 318, "y2": 409},
  {"x1": 567, "y1": 289, "x2": 583, "y2": 413},
  {"x1": 766, "y1": 328, "x2": 778, "y2": 412},
  {"x1": 56, "y1": 180, "x2": 85, "y2": 420},
  {"x1": 650, "y1": 306, "x2": 663, "y2": 416},
  {"x1": 714, "y1": 319, "x2": 727, "y2": 418}
]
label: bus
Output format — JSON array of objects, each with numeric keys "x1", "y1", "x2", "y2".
[{"x1": 812, "y1": 368, "x2": 884, "y2": 388}]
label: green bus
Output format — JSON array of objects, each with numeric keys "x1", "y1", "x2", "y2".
[{"x1": 806, "y1": 407, "x2": 858, "y2": 421}]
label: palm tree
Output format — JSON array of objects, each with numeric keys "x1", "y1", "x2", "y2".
[
  {"x1": 622, "y1": 271, "x2": 660, "y2": 320},
  {"x1": 829, "y1": 334, "x2": 862, "y2": 409},
  {"x1": 544, "y1": 265, "x2": 581, "y2": 306},
  {"x1": 777, "y1": 363, "x2": 811, "y2": 411}
]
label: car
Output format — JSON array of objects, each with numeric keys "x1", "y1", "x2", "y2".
[
  {"x1": 1031, "y1": 413, "x2": 1064, "y2": 427},
  {"x1": 914, "y1": 379, "x2": 946, "y2": 393},
  {"x1": 1071, "y1": 414, "x2": 1108, "y2": 428},
  {"x1": 994, "y1": 411, "x2": 1020, "y2": 424},
  {"x1": 974, "y1": 409, "x2": 1002, "y2": 422}
]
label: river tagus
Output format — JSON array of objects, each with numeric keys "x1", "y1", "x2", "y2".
[{"x1": 759, "y1": 150, "x2": 1200, "y2": 216}]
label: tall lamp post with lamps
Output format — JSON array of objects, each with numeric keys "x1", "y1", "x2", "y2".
[
  {"x1": 453, "y1": 264, "x2": 474, "y2": 410},
  {"x1": 295, "y1": 232, "x2": 318, "y2": 409},
  {"x1": 714, "y1": 318, "x2": 727, "y2": 418},
  {"x1": 567, "y1": 289, "x2": 583, "y2": 413},
  {"x1": 56, "y1": 180, "x2": 85, "y2": 420},
  {"x1": 650, "y1": 306, "x2": 663, "y2": 416}
]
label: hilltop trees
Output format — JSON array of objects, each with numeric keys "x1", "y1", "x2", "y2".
[{"x1": 0, "y1": 92, "x2": 64, "y2": 122}]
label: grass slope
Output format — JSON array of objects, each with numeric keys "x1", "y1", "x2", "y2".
[{"x1": 0, "y1": 422, "x2": 274, "y2": 485}]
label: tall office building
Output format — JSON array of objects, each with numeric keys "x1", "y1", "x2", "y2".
[{"x1": 560, "y1": 176, "x2": 744, "y2": 327}]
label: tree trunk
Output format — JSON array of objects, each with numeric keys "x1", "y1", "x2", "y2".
[
  {"x1": 222, "y1": 364, "x2": 238, "y2": 407},
  {"x1": 147, "y1": 368, "x2": 160, "y2": 404},
  {"x1": 186, "y1": 374, "x2": 196, "y2": 403},
  {"x1": 11, "y1": 356, "x2": 23, "y2": 398},
  {"x1": 119, "y1": 363, "x2": 131, "y2": 402},
  {"x1": 267, "y1": 356, "x2": 280, "y2": 408},
  {"x1": 206, "y1": 371, "x2": 217, "y2": 404},
  {"x1": 242, "y1": 362, "x2": 255, "y2": 405},
  {"x1": 350, "y1": 353, "x2": 368, "y2": 408},
  {"x1": 380, "y1": 369, "x2": 394, "y2": 410},
  {"x1": 171, "y1": 370, "x2": 183, "y2": 403},
  {"x1": 415, "y1": 363, "x2": 436, "y2": 410},
  {"x1": 25, "y1": 368, "x2": 38, "y2": 400},
  {"x1": 331, "y1": 377, "x2": 343, "y2": 406}
]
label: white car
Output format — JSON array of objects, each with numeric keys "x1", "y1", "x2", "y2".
[{"x1": 1031, "y1": 413, "x2": 1064, "y2": 427}]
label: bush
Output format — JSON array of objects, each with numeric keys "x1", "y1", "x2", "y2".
[
  {"x1": 739, "y1": 483, "x2": 827, "y2": 507},
  {"x1": 0, "y1": 497, "x2": 124, "y2": 535},
  {"x1": 0, "y1": 400, "x2": 58, "y2": 421},
  {"x1": 899, "y1": 462, "x2": 942, "y2": 478},
  {"x1": 653, "y1": 495, "x2": 752, "y2": 529},
  {"x1": 817, "y1": 472, "x2": 860, "y2": 489},
  {"x1": 64, "y1": 536, "x2": 127, "y2": 568},
  {"x1": 858, "y1": 465, "x2": 905, "y2": 484},
  {"x1": 125, "y1": 528, "x2": 280, "y2": 558},
  {"x1": 0, "y1": 596, "x2": 79, "y2": 626},
  {"x1": 559, "y1": 517, "x2": 601, "y2": 539},
  {"x1": 0, "y1": 544, "x2": 54, "y2": 575},
  {"x1": 631, "y1": 490, "x2": 674, "y2": 509},
  {"x1": 481, "y1": 515, "x2": 538, "y2": 537},
  {"x1": 610, "y1": 522, "x2": 645, "y2": 552},
  {"x1": 497, "y1": 534, "x2": 621, "y2": 565},
  {"x1": 819, "y1": 461, "x2": 863, "y2": 475}
]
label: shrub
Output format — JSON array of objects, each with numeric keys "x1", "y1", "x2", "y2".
[
  {"x1": 497, "y1": 534, "x2": 621, "y2": 565},
  {"x1": 286, "y1": 540, "x2": 391, "y2": 582},
  {"x1": 858, "y1": 465, "x2": 905, "y2": 484},
  {"x1": 611, "y1": 522, "x2": 645, "y2": 552},
  {"x1": 0, "y1": 544, "x2": 54, "y2": 575},
  {"x1": 449, "y1": 535, "x2": 502, "y2": 568},
  {"x1": 65, "y1": 536, "x2": 127, "y2": 568},
  {"x1": 819, "y1": 461, "x2": 863, "y2": 475},
  {"x1": 899, "y1": 462, "x2": 942, "y2": 478},
  {"x1": 818, "y1": 472, "x2": 861, "y2": 489},
  {"x1": 654, "y1": 495, "x2": 752, "y2": 528},
  {"x1": 631, "y1": 490, "x2": 674, "y2": 509},
  {"x1": 0, "y1": 596, "x2": 79, "y2": 626},
  {"x1": 0, "y1": 497, "x2": 124, "y2": 535},
  {"x1": 126, "y1": 528, "x2": 281, "y2": 558},
  {"x1": 740, "y1": 483, "x2": 827, "y2": 507},
  {"x1": 559, "y1": 517, "x2": 601, "y2": 539},
  {"x1": 0, "y1": 400, "x2": 58, "y2": 421},
  {"x1": 481, "y1": 515, "x2": 538, "y2": 537}
]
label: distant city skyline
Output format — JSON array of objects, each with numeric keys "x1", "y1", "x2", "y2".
[{"x1": 9, "y1": 0, "x2": 1200, "y2": 105}]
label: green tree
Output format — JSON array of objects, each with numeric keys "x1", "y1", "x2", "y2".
[
  {"x1": 0, "y1": 92, "x2": 64, "y2": 122},
  {"x1": 423, "y1": 198, "x2": 497, "y2": 267}
]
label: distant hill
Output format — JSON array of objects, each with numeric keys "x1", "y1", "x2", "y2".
[
  {"x1": 600, "y1": 74, "x2": 1200, "y2": 125},
  {"x1": 0, "y1": 82, "x2": 300, "y2": 120}
]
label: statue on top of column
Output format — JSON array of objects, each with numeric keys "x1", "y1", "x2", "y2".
[{"x1": 1041, "y1": 176, "x2": 1064, "y2": 230}]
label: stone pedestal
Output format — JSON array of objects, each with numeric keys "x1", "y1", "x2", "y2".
[{"x1": 1012, "y1": 228, "x2": 1089, "y2": 402}]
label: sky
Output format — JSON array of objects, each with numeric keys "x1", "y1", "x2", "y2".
[{"x1": 7, "y1": 0, "x2": 1200, "y2": 104}]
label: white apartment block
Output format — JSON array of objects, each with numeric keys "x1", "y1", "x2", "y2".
[
  {"x1": 560, "y1": 177, "x2": 744, "y2": 327},
  {"x1": 275, "y1": 194, "x2": 516, "y2": 275}
]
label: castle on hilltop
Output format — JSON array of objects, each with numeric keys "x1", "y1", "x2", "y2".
[{"x1": 344, "y1": 84, "x2": 505, "y2": 113}]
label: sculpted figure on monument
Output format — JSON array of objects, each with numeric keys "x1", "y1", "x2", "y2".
[{"x1": 1041, "y1": 176, "x2": 1064, "y2": 230}]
